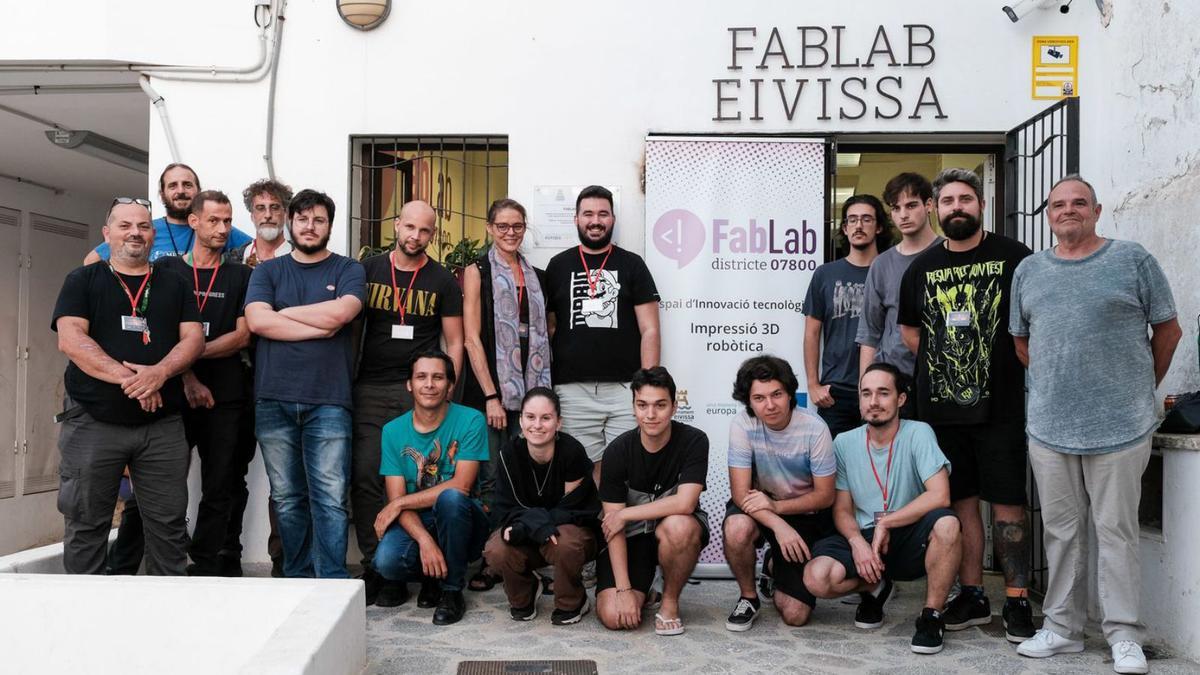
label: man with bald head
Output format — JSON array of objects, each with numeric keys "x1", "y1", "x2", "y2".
[
  {"x1": 352, "y1": 200, "x2": 464, "y2": 605},
  {"x1": 52, "y1": 197, "x2": 205, "y2": 574}
]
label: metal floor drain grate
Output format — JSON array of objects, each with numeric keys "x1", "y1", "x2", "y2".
[{"x1": 457, "y1": 660, "x2": 599, "y2": 675}]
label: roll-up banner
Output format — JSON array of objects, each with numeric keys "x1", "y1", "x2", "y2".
[{"x1": 644, "y1": 136, "x2": 827, "y2": 574}]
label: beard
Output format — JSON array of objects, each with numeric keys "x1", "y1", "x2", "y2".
[
  {"x1": 941, "y1": 211, "x2": 982, "y2": 240},
  {"x1": 163, "y1": 193, "x2": 191, "y2": 221},
  {"x1": 850, "y1": 238, "x2": 875, "y2": 251},
  {"x1": 290, "y1": 225, "x2": 330, "y2": 254},
  {"x1": 577, "y1": 225, "x2": 613, "y2": 249},
  {"x1": 865, "y1": 412, "x2": 896, "y2": 427},
  {"x1": 256, "y1": 225, "x2": 282, "y2": 242}
]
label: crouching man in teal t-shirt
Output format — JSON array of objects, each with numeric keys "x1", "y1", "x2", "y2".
[
  {"x1": 803, "y1": 362, "x2": 962, "y2": 655},
  {"x1": 372, "y1": 350, "x2": 489, "y2": 625}
]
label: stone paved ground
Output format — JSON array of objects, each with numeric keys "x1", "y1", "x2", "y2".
[{"x1": 362, "y1": 573, "x2": 1200, "y2": 674}]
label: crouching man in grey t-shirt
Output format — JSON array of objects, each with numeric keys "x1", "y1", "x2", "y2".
[{"x1": 1009, "y1": 175, "x2": 1181, "y2": 675}]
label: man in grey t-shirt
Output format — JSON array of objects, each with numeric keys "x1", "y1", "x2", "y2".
[
  {"x1": 1009, "y1": 175, "x2": 1181, "y2": 674},
  {"x1": 855, "y1": 173, "x2": 942, "y2": 401}
]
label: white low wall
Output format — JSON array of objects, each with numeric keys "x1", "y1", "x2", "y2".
[{"x1": 0, "y1": 543, "x2": 366, "y2": 675}]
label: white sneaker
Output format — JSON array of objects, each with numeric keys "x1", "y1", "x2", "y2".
[
  {"x1": 1017, "y1": 628, "x2": 1085, "y2": 658},
  {"x1": 1112, "y1": 641, "x2": 1149, "y2": 674}
]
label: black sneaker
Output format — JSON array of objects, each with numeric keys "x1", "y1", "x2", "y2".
[
  {"x1": 911, "y1": 608, "x2": 946, "y2": 654},
  {"x1": 551, "y1": 597, "x2": 590, "y2": 625},
  {"x1": 854, "y1": 578, "x2": 893, "y2": 629},
  {"x1": 510, "y1": 600, "x2": 538, "y2": 621},
  {"x1": 375, "y1": 579, "x2": 410, "y2": 608},
  {"x1": 432, "y1": 590, "x2": 466, "y2": 625},
  {"x1": 216, "y1": 555, "x2": 243, "y2": 578},
  {"x1": 1002, "y1": 597, "x2": 1036, "y2": 642},
  {"x1": 943, "y1": 591, "x2": 991, "y2": 630},
  {"x1": 758, "y1": 546, "x2": 775, "y2": 599},
  {"x1": 725, "y1": 596, "x2": 761, "y2": 632},
  {"x1": 418, "y1": 579, "x2": 442, "y2": 609},
  {"x1": 360, "y1": 569, "x2": 383, "y2": 606}
]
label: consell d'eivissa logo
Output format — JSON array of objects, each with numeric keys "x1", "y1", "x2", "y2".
[{"x1": 653, "y1": 208, "x2": 820, "y2": 271}]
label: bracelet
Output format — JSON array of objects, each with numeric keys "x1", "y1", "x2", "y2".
[
  {"x1": 615, "y1": 587, "x2": 634, "y2": 594},
  {"x1": 484, "y1": 393, "x2": 500, "y2": 402}
]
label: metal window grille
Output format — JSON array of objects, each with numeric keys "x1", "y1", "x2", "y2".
[{"x1": 348, "y1": 135, "x2": 509, "y2": 261}]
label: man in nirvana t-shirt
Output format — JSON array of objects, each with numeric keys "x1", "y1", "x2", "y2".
[
  {"x1": 52, "y1": 197, "x2": 204, "y2": 575},
  {"x1": 897, "y1": 168, "x2": 1035, "y2": 642},
  {"x1": 545, "y1": 185, "x2": 661, "y2": 481},
  {"x1": 353, "y1": 200, "x2": 464, "y2": 605},
  {"x1": 595, "y1": 367, "x2": 709, "y2": 636}
]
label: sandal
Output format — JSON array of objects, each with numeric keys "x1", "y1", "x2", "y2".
[
  {"x1": 654, "y1": 613, "x2": 685, "y2": 636},
  {"x1": 468, "y1": 568, "x2": 502, "y2": 592}
]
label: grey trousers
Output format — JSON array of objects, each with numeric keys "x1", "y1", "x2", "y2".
[
  {"x1": 1028, "y1": 436, "x2": 1151, "y2": 645},
  {"x1": 57, "y1": 408, "x2": 190, "y2": 575}
]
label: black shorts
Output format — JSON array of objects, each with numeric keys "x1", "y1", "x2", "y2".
[
  {"x1": 724, "y1": 501, "x2": 836, "y2": 607},
  {"x1": 809, "y1": 508, "x2": 958, "y2": 582},
  {"x1": 934, "y1": 420, "x2": 1027, "y2": 505},
  {"x1": 596, "y1": 513, "x2": 710, "y2": 594}
]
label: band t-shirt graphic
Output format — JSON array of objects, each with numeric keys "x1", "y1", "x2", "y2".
[
  {"x1": 379, "y1": 403, "x2": 488, "y2": 498},
  {"x1": 545, "y1": 245, "x2": 660, "y2": 384},
  {"x1": 803, "y1": 258, "x2": 869, "y2": 389},
  {"x1": 357, "y1": 253, "x2": 463, "y2": 383},
  {"x1": 897, "y1": 233, "x2": 1031, "y2": 425}
]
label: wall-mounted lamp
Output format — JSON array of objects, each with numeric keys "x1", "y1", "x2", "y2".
[
  {"x1": 337, "y1": 0, "x2": 390, "y2": 31},
  {"x1": 45, "y1": 129, "x2": 148, "y2": 173}
]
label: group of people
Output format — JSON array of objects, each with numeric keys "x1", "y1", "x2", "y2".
[{"x1": 51, "y1": 162, "x2": 1179, "y2": 673}]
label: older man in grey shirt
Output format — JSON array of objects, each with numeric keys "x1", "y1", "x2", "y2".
[{"x1": 1009, "y1": 175, "x2": 1181, "y2": 675}]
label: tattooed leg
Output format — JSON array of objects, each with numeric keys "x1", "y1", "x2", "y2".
[{"x1": 993, "y1": 504, "x2": 1030, "y2": 593}]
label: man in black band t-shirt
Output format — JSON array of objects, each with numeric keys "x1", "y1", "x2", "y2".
[
  {"x1": 595, "y1": 367, "x2": 709, "y2": 636},
  {"x1": 545, "y1": 185, "x2": 661, "y2": 482},
  {"x1": 353, "y1": 200, "x2": 464, "y2": 605},
  {"x1": 159, "y1": 190, "x2": 253, "y2": 576},
  {"x1": 897, "y1": 168, "x2": 1035, "y2": 641},
  {"x1": 52, "y1": 198, "x2": 204, "y2": 575}
]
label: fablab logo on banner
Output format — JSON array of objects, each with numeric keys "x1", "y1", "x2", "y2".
[{"x1": 653, "y1": 208, "x2": 820, "y2": 271}]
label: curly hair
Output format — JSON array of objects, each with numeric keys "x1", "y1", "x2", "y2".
[{"x1": 731, "y1": 355, "x2": 799, "y2": 417}]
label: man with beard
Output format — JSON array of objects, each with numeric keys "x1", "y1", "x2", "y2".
[
  {"x1": 230, "y1": 179, "x2": 293, "y2": 267},
  {"x1": 804, "y1": 195, "x2": 889, "y2": 437},
  {"x1": 52, "y1": 197, "x2": 205, "y2": 575},
  {"x1": 353, "y1": 200, "x2": 464, "y2": 605},
  {"x1": 86, "y1": 164, "x2": 252, "y2": 264},
  {"x1": 804, "y1": 363, "x2": 960, "y2": 654},
  {"x1": 856, "y1": 173, "x2": 941, "y2": 397},
  {"x1": 896, "y1": 168, "x2": 1035, "y2": 642},
  {"x1": 545, "y1": 185, "x2": 661, "y2": 482},
  {"x1": 245, "y1": 189, "x2": 366, "y2": 578},
  {"x1": 157, "y1": 191, "x2": 253, "y2": 575}
]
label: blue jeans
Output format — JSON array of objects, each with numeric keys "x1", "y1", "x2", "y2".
[
  {"x1": 255, "y1": 399, "x2": 352, "y2": 579},
  {"x1": 374, "y1": 489, "x2": 490, "y2": 592}
]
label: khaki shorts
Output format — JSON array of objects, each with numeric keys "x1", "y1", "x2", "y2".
[{"x1": 555, "y1": 381, "x2": 636, "y2": 462}]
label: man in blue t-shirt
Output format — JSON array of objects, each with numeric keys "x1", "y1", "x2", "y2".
[
  {"x1": 373, "y1": 351, "x2": 490, "y2": 626},
  {"x1": 85, "y1": 163, "x2": 252, "y2": 264},
  {"x1": 244, "y1": 189, "x2": 365, "y2": 580},
  {"x1": 803, "y1": 363, "x2": 961, "y2": 655}
]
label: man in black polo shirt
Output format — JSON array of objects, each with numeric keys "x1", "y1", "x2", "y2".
[
  {"x1": 353, "y1": 199, "x2": 464, "y2": 604},
  {"x1": 52, "y1": 197, "x2": 204, "y2": 575},
  {"x1": 159, "y1": 190, "x2": 253, "y2": 576}
]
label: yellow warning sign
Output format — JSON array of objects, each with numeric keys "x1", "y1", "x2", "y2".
[{"x1": 1032, "y1": 36, "x2": 1079, "y2": 100}]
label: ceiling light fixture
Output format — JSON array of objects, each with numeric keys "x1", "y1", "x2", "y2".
[
  {"x1": 44, "y1": 129, "x2": 148, "y2": 173},
  {"x1": 337, "y1": 0, "x2": 390, "y2": 31}
]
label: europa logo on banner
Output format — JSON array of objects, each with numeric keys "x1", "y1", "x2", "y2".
[{"x1": 645, "y1": 137, "x2": 825, "y2": 571}]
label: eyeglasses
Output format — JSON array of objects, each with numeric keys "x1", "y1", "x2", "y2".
[
  {"x1": 492, "y1": 223, "x2": 526, "y2": 234},
  {"x1": 253, "y1": 203, "x2": 285, "y2": 213},
  {"x1": 845, "y1": 215, "x2": 876, "y2": 225},
  {"x1": 111, "y1": 197, "x2": 152, "y2": 210}
]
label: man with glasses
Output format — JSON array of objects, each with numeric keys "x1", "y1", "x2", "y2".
[
  {"x1": 230, "y1": 179, "x2": 294, "y2": 268},
  {"x1": 352, "y1": 200, "x2": 463, "y2": 605},
  {"x1": 52, "y1": 196, "x2": 205, "y2": 575},
  {"x1": 804, "y1": 195, "x2": 889, "y2": 438},
  {"x1": 85, "y1": 164, "x2": 252, "y2": 264}
]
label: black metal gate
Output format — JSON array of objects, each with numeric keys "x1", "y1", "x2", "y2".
[{"x1": 1003, "y1": 97, "x2": 1079, "y2": 595}]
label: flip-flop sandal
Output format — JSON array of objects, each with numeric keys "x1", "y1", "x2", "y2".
[
  {"x1": 468, "y1": 568, "x2": 502, "y2": 592},
  {"x1": 642, "y1": 589, "x2": 663, "y2": 611},
  {"x1": 654, "y1": 613, "x2": 684, "y2": 636}
]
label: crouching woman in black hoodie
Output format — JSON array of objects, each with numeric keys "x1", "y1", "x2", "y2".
[{"x1": 484, "y1": 387, "x2": 601, "y2": 625}]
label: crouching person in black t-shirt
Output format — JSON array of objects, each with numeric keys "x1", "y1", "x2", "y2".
[
  {"x1": 52, "y1": 197, "x2": 205, "y2": 575},
  {"x1": 484, "y1": 387, "x2": 600, "y2": 625},
  {"x1": 595, "y1": 367, "x2": 709, "y2": 636}
]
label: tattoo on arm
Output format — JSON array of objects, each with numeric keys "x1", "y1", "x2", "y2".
[{"x1": 995, "y1": 519, "x2": 1030, "y2": 589}]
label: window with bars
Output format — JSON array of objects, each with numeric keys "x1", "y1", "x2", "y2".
[{"x1": 348, "y1": 135, "x2": 509, "y2": 265}]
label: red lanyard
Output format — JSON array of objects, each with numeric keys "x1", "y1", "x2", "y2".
[
  {"x1": 187, "y1": 252, "x2": 220, "y2": 314},
  {"x1": 866, "y1": 430, "x2": 896, "y2": 511},
  {"x1": 577, "y1": 245, "x2": 612, "y2": 298},
  {"x1": 110, "y1": 264, "x2": 152, "y2": 317},
  {"x1": 389, "y1": 252, "x2": 426, "y2": 325}
]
